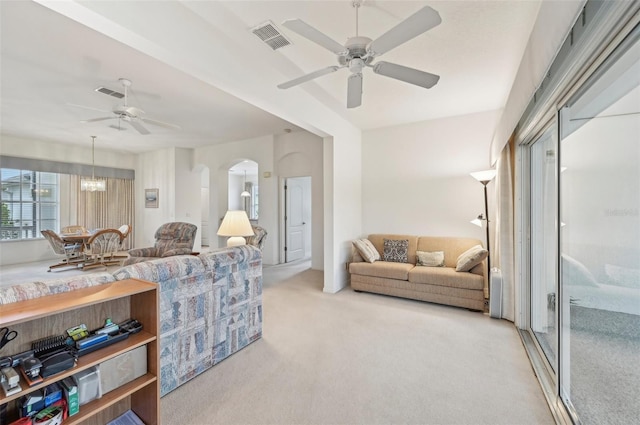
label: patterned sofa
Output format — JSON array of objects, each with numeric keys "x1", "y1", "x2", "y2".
[{"x1": 0, "y1": 245, "x2": 262, "y2": 397}]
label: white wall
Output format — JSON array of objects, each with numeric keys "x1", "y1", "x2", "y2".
[
  {"x1": 194, "y1": 135, "x2": 278, "y2": 264},
  {"x1": 275, "y1": 131, "x2": 324, "y2": 270},
  {"x1": 134, "y1": 147, "x2": 201, "y2": 250},
  {"x1": 325, "y1": 131, "x2": 362, "y2": 293},
  {"x1": 175, "y1": 148, "x2": 202, "y2": 251},
  {"x1": 361, "y1": 110, "x2": 501, "y2": 240}
]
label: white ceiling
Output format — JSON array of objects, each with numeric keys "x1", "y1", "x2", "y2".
[{"x1": 0, "y1": 1, "x2": 542, "y2": 154}]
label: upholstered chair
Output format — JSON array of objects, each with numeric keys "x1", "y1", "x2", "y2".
[
  {"x1": 41, "y1": 229, "x2": 84, "y2": 271},
  {"x1": 124, "y1": 222, "x2": 197, "y2": 265},
  {"x1": 246, "y1": 225, "x2": 267, "y2": 250},
  {"x1": 83, "y1": 228, "x2": 124, "y2": 269}
]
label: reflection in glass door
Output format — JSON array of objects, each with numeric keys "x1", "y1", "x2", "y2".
[
  {"x1": 558, "y1": 35, "x2": 640, "y2": 424},
  {"x1": 530, "y1": 130, "x2": 558, "y2": 370}
]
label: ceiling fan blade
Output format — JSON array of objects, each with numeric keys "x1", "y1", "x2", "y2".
[
  {"x1": 367, "y1": 6, "x2": 441, "y2": 57},
  {"x1": 347, "y1": 73, "x2": 363, "y2": 109},
  {"x1": 278, "y1": 66, "x2": 341, "y2": 89},
  {"x1": 372, "y1": 61, "x2": 440, "y2": 89},
  {"x1": 81, "y1": 116, "x2": 115, "y2": 123},
  {"x1": 141, "y1": 117, "x2": 181, "y2": 130},
  {"x1": 128, "y1": 118, "x2": 151, "y2": 135},
  {"x1": 282, "y1": 19, "x2": 347, "y2": 55}
]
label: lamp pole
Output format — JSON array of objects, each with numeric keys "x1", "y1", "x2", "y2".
[
  {"x1": 470, "y1": 169, "x2": 496, "y2": 302},
  {"x1": 481, "y1": 180, "x2": 491, "y2": 279}
]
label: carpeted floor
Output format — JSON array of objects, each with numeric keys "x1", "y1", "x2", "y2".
[{"x1": 161, "y1": 260, "x2": 553, "y2": 425}]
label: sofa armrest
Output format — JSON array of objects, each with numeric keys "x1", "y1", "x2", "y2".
[
  {"x1": 161, "y1": 248, "x2": 193, "y2": 257},
  {"x1": 128, "y1": 247, "x2": 158, "y2": 258}
]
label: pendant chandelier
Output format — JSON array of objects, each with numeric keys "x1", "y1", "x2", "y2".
[
  {"x1": 241, "y1": 170, "x2": 251, "y2": 198},
  {"x1": 80, "y1": 135, "x2": 106, "y2": 192}
]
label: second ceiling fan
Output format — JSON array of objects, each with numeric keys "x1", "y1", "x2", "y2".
[
  {"x1": 278, "y1": 2, "x2": 442, "y2": 108},
  {"x1": 80, "y1": 78, "x2": 180, "y2": 135}
]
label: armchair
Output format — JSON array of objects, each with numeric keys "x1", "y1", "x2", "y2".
[
  {"x1": 124, "y1": 222, "x2": 197, "y2": 265},
  {"x1": 247, "y1": 225, "x2": 267, "y2": 250}
]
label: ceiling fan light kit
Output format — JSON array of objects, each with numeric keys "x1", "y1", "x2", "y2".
[{"x1": 278, "y1": 2, "x2": 442, "y2": 108}]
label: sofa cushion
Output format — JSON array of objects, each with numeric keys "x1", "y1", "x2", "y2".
[
  {"x1": 416, "y1": 251, "x2": 444, "y2": 267},
  {"x1": 368, "y1": 235, "x2": 418, "y2": 264},
  {"x1": 352, "y1": 238, "x2": 380, "y2": 263},
  {"x1": 383, "y1": 239, "x2": 409, "y2": 263},
  {"x1": 349, "y1": 261, "x2": 415, "y2": 280},
  {"x1": 417, "y1": 236, "x2": 484, "y2": 268},
  {"x1": 408, "y1": 266, "x2": 484, "y2": 290},
  {"x1": 456, "y1": 245, "x2": 488, "y2": 272}
]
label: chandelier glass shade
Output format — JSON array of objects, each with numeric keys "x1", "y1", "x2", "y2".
[
  {"x1": 81, "y1": 136, "x2": 106, "y2": 192},
  {"x1": 240, "y1": 170, "x2": 251, "y2": 197}
]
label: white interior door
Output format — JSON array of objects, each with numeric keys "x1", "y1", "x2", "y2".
[
  {"x1": 285, "y1": 178, "x2": 306, "y2": 262},
  {"x1": 201, "y1": 187, "x2": 209, "y2": 246}
]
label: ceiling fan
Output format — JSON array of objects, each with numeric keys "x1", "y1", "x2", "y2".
[
  {"x1": 278, "y1": 2, "x2": 442, "y2": 108},
  {"x1": 78, "y1": 78, "x2": 180, "y2": 135}
]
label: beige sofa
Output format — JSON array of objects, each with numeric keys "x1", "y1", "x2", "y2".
[{"x1": 349, "y1": 234, "x2": 487, "y2": 311}]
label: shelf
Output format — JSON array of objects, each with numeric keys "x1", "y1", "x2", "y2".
[
  {"x1": 0, "y1": 278, "x2": 157, "y2": 327},
  {"x1": 0, "y1": 278, "x2": 159, "y2": 424},
  {"x1": 63, "y1": 374, "x2": 157, "y2": 425},
  {"x1": 0, "y1": 331, "x2": 156, "y2": 405}
]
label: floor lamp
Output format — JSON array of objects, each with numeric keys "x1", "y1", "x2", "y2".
[{"x1": 470, "y1": 169, "x2": 497, "y2": 298}]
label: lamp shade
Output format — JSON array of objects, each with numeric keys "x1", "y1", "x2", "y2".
[
  {"x1": 470, "y1": 169, "x2": 497, "y2": 183},
  {"x1": 218, "y1": 210, "x2": 254, "y2": 247}
]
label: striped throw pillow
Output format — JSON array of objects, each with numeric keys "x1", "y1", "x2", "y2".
[{"x1": 352, "y1": 239, "x2": 380, "y2": 263}]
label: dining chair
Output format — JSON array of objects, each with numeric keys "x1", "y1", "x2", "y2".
[
  {"x1": 61, "y1": 225, "x2": 88, "y2": 234},
  {"x1": 83, "y1": 228, "x2": 125, "y2": 270},
  {"x1": 111, "y1": 224, "x2": 133, "y2": 259},
  {"x1": 41, "y1": 229, "x2": 85, "y2": 271}
]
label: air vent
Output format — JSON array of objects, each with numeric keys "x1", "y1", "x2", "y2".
[
  {"x1": 95, "y1": 87, "x2": 125, "y2": 99},
  {"x1": 251, "y1": 21, "x2": 292, "y2": 51}
]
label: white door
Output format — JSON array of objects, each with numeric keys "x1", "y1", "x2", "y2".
[
  {"x1": 201, "y1": 188, "x2": 209, "y2": 246},
  {"x1": 285, "y1": 178, "x2": 305, "y2": 262}
]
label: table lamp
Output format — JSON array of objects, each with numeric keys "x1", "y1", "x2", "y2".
[{"x1": 217, "y1": 210, "x2": 255, "y2": 247}]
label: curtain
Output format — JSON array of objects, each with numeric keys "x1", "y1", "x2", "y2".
[
  {"x1": 71, "y1": 176, "x2": 135, "y2": 249},
  {"x1": 494, "y1": 143, "x2": 516, "y2": 322}
]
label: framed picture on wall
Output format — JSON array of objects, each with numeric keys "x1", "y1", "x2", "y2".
[{"x1": 145, "y1": 188, "x2": 159, "y2": 208}]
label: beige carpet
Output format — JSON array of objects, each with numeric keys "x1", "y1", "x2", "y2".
[{"x1": 161, "y1": 260, "x2": 553, "y2": 425}]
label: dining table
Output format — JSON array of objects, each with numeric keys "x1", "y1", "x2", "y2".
[{"x1": 60, "y1": 231, "x2": 95, "y2": 244}]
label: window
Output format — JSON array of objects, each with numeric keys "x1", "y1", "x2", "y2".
[{"x1": 1, "y1": 168, "x2": 59, "y2": 240}]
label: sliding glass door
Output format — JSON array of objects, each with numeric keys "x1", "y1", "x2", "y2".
[
  {"x1": 526, "y1": 29, "x2": 639, "y2": 424},
  {"x1": 529, "y1": 129, "x2": 558, "y2": 371},
  {"x1": 558, "y1": 34, "x2": 640, "y2": 423}
]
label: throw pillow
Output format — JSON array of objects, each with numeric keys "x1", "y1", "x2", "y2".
[
  {"x1": 383, "y1": 239, "x2": 409, "y2": 263},
  {"x1": 352, "y1": 239, "x2": 380, "y2": 263},
  {"x1": 455, "y1": 245, "x2": 488, "y2": 272},
  {"x1": 416, "y1": 251, "x2": 445, "y2": 267}
]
